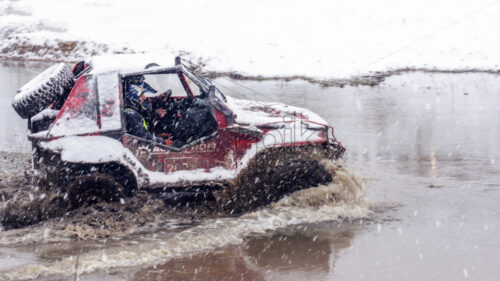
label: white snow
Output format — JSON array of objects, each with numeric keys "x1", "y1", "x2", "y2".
[
  {"x1": 48, "y1": 105, "x2": 100, "y2": 138},
  {"x1": 227, "y1": 96, "x2": 328, "y2": 127},
  {"x1": 41, "y1": 136, "x2": 131, "y2": 164},
  {"x1": 2, "y1": 0, "x2": 500, "y2": 79},
  {"x1": 96, "y1": 72, "x2": 122, "y2": 131},
  {"x1": 31, "y1": 109, "x2": 60, "y2": 123},
  {"x1": 87, "y1": 54, "x2": 177, "y2": 75}
]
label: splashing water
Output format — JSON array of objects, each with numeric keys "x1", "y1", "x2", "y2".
[{"x1": 0, "y1": 166, "x2": 368, "y2": 280}]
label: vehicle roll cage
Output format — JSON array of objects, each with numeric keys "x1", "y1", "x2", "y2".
[
  {"x1": 120, "y1": 58, "x2": 213, "y2": 97},
  {"x1": 118, "y1": 59, "x2": 229, "y2": 150}
]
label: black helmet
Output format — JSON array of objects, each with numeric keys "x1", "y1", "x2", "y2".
[{"x1": 128, "y1": 75, "x2": 145, "y2": 85}]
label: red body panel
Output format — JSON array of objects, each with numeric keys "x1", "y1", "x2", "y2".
[
  {"x1": 53, "y1": 75, "x2": 92, "y2": 123},
  {"x1": 123, "y1": 129, "x2": 259, "y2": 174}
]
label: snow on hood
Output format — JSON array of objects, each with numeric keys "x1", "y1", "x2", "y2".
[{"x1": 226, "y1": 96, "x2": 328, "y2": 128}]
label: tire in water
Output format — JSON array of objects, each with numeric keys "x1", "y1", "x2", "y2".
[{"x1": 220, "y1": 157, "x2": 333, "y2": 214}]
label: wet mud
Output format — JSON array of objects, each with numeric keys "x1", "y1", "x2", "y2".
[
  {"x1": 0, "y1": 188, "x2": 195, "y2": 234},
  {"x1": 0, "y1": 152, "x2": 200, "y2": 239},
  {"x1": 0, "y1": 185, "x2": 208, "y2": 242},
  {"x1": 0, "y1": 162, "x2": 366, "y2": 280},
  {"x1": 0, "y1": 149, "x2": 345, "y2": 243}
]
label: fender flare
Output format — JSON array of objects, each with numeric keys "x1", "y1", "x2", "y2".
[{"x1": 39, "y1": 136, "x2": 146, "y2": 188}]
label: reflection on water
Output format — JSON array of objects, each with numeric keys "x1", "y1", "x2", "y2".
[
  {"x1": 243, "y1": 232, "x2": 333, "y2": 271},
  {"x1": 132, "y1": 247, "x2": 266, "y2": 281},
  {"x1": 0, "y1": 60, "x2": 52, "y2": 152},
  {"x1": 1, "y1": 61, "x2": 500, "y2": 280},
  {"x1": 133, "y1": 224, "x2": 359, "y2": 281}
]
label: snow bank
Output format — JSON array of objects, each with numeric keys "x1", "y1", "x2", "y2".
[{"x1": 3, "y1": 0, "x2": 498, "y2": 79}]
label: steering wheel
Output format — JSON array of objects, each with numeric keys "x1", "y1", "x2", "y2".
[{"x1": 161, "y1": 89, "x2": 172, "y2": 103}]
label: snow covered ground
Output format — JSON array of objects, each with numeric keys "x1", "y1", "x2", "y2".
[{"x1": 1, "y1": 0, "x2": 499, "y2": 79}]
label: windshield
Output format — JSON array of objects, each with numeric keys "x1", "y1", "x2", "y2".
[
  {"x1": 187, "y1": 70, "x2": 227, "y2": 102},
  {"x1": 183, "y1": 74, "x2": 201, "y2": 97},
  {"x1": 143, "y1": 73, "x2": 190, "y2": 98}
]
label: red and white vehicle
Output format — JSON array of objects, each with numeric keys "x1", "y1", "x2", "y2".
[{"x1": 12, "y1": 54, "x2": 345, "y2": 211}]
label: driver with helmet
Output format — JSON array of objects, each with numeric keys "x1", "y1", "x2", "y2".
[{"x1": 124, "y1": 75, "x2": 171, "y2": 145}]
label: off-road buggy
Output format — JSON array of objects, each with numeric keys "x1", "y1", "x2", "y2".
[{"x1": 12, "y1": 54, "x2": 345, "y2": 212}]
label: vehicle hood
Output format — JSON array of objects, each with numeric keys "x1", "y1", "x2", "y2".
[{"x1": 226, "y1": 96, "x2": 329, "y2": 129}]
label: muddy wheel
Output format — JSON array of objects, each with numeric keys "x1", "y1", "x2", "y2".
[
  {"x1": 220, "y1": 157, "x2": 333, "y2": 214},
  {"x1": 12, "y1": 63, "x2": 74, "y2": 119},
  {"x1": 67, "y1": 173, "x2": 125, "y2": 209}
]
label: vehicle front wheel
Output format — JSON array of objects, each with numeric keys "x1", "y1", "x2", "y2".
[{"x1": 218, "y1": 156, "x2": 333, "y2": 214}]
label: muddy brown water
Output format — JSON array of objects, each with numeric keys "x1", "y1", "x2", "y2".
[{"x1": 0, "y1": 60, "x2": 499, "y2": 280}]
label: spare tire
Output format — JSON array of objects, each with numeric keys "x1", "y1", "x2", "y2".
[{"x1": 12, "y1": 63, "x2": 74, "y2": 119}]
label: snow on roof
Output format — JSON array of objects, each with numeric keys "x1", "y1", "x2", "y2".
[{"x1": 86, "y1": 53, "x2": 177, "y2": 75}]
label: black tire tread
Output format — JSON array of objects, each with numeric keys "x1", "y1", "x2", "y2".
[
  {"x1": 218, "y1": 146, "x2": 334, "y2": 214},
  {"x1": 12, "y1": 63, "x2": 74, "y2": 119}
]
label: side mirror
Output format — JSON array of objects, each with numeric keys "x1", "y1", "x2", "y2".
[{"x1": 175, "y1": 56, "x2": 181, "y2": 66}]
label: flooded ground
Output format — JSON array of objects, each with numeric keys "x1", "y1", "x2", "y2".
[{"x1": 0, "y1": 60, "x2": 499, "y2": 280}]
